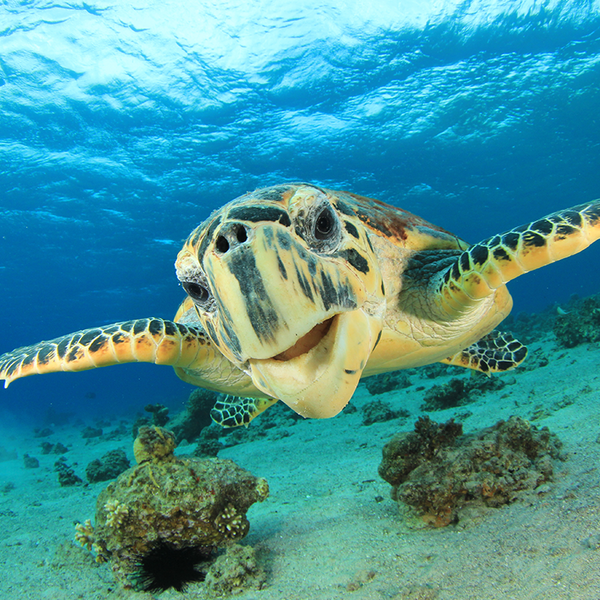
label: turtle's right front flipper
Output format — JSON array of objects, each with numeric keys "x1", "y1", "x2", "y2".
[
  {"x1": 438, "y1": 200, "x2": 600, "y2": 312},
  {"x1": 0, "y1": 318, "x2": 211, "y2": 387}
]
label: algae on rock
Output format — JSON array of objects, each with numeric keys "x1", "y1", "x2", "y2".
[
  {"x1": 88, "y1": 426, "x2": 268, "y2": 588},
  {"x1": 205, "y1": 543, "x2": 266, "y2": 594},
  {"x1": 379, "y1": 416, "x2": 564, "y2": 527}
]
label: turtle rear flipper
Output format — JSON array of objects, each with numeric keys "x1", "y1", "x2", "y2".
[
  {"x1": 210, "y1": 395, "x2": 278, "y2": 428},
  {"x1": 439, "y1": 201, "x2": 600, "y2": 311},
  {"x1": 0, "y1": 318, "x2": 210, "y2": 387},
  {"x1": 441, "y1": 330, "x2": 527, "y2": 374}
]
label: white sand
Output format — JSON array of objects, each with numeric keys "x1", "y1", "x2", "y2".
[{"x1": 1, "y1": 332, "x2": 599, "y2": 600}]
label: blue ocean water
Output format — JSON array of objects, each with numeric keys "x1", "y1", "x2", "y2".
[{"x1": 1, "y1": 0, "x2": 599, "y2": 421}]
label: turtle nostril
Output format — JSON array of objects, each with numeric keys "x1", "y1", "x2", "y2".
[
  {"x1": 215, "y1": 236, "x2": 230, "y2": 253},
  {"x1": 235, "y1": 225, "x2": 247, "y2": 244},
  {"x1": 215, "y1": 223, "x2": 249, "y2": 254}
]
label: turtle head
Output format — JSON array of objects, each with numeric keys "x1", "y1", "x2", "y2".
[{"x1": 175, "y1": 184, "x2": 385, "y2": 419}]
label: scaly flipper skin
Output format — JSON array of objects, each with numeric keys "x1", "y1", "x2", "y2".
[
  {"x1": 0, "y1": 318, "x2": 212, "y2": 388},
  {"x1": 438, "y1": 202, "x2": 600, "y2": 312},
  {"x1": 210, "y1": 395, "x2": 279, "y2": 428},
  {"x1": 441, "y1": 331, "x2": 528, "y2": 373}
]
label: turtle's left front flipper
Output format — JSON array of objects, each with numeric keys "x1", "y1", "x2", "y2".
[
  {"x1": 439, "y1": 201, "x2": 600, "y2": 311},
  {"x1": 0, "y1": 318, "x2": 210, "y2": 387}
]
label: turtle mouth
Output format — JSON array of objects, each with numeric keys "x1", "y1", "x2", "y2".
[
  {"x1": 272, "y1": 318, "x2": 334, "y2": 362},
  {"x1": 247, "y1": 310, "x2": 382, "y2": 419}
]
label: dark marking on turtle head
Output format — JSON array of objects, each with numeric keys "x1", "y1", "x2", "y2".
[
  {"x1": 217, "y1": 311, "x2": 243, "y2": 360},
  {"x1": 334, "y1": 200, "x2": 355, "y2": 217},
  {"x1": 451, "y1": 261, "x2": 461, "y2": 281},
  {"x1": 251, "y1": 185, "x2": 293, "y2": 203},
  {"x1": 197, "y1": 215, "x2": 222, "y2": 263},
  {"x1": 293, "y1": 261, "x2": 315, "y2": 303},
  {"x1": 227, "y1": 205, "x2": 292, "y2": 227},
  {"x1": 276, "y1": 229, "x2": 292, "y2": 250},
  {"x1": 316, "y1": 270, "x2": 356, "y2": 312},
  {"x1": 337, "y1": 248, "x2": 369, "y2": 274},
  {"x1": 344, "y1": 220, "x2": 359, "y2": 239},
  {"x1": 189, "y1": 227, "x2": 202, "y2": 248},
  {"x1": 373, "y1": 329, "x2": 382, "y2": 351},
  {"x1": 224, "y1": 249, "x2": 280, "y2": 344},
  {"x1": 276, "y1": 255, "x2": 288, "y2": 280}
]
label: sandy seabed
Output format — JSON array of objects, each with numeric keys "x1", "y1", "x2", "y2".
[{"x1": 1, "y1": 332, "x2": 599, "y2": 600}]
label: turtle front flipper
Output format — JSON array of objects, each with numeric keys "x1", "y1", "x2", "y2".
[
  {"x1": 438, "y1": 201, "x2": 600, "y2": 310},
  {"x1": 440, "y1": 331, "x2": 527, "y2": 374},
  {"x1": 0, "y1": 318, "x2": 211, "y2": 387}
]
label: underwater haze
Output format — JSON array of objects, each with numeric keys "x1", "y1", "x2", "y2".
[{"x1": 1, "y1": 0, "x2": 599, "y2": 420}]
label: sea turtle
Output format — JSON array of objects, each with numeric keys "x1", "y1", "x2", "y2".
[{"x1": 1, "y1": 184, "x2": 599, "y2": 427}]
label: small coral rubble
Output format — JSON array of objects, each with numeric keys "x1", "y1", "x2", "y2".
[
  {"x1": 553, "y1": 294, "x2": 600, "y2": 347},
  {"x1": 379, "y1": 416, "x2": 564, "y2": 527},
  {"x1": 54, "y1": 458, "x2": 83, "y2": 486},
  {"x1": 86, "y1": 448, "x2": 130, "y2": 483},
  {"x1": 421, "y1": 373, "x2": 508, "y2": 412},
  {"x1": 364, "y1": 370, "x2": 412, "y2": 395},
  {"x1": 204, "y1": 543, "x2": 266, "y2": 594},
  {"x1": 361, "y1": 399, "x2": 409, "y2": 425}
]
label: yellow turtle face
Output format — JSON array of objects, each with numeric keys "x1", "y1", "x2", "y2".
[{"x1": 175, "y1": 184, "x2": 385, "y2": 418}]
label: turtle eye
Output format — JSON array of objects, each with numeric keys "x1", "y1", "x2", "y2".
[
  {"x1": 182, "y1": 281, "x2": 210, "y2": 304},
  {"x1": 314, "y1": 208, "x2": 335, "y2": 240}
]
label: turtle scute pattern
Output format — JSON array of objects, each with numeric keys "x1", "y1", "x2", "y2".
[
  {"x1": 444, "y1": 331, "x2": 527, "y2": 373},
  {"x1": 442, "y1": 202, "x2": 600, "y2": 301},
  {"x1": 0, "y1": 318, "x2": 208, "y2": 387}
]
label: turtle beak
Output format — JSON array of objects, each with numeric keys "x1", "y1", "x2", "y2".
[{"x1": 247, "y1": 308, "x2": 382, "y2": 418}]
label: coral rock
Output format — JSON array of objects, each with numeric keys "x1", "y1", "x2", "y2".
[
  {"x1": 421, "y1": 373, "x2": 507, "y2": 412},
  {"x1": 144, "y1": 403, "x2": 170, "y2": 427},
  {"x1": 205, "y1": 543, "x2": 266, "y2": 594},
  {"x1": 169, "y1": 389, "x2": 217, "y2": 443},
  {"x1": 86, "y1": 449, "x2": 130, "y2": 483},
  {"x1": 54, "y1": 458, "x2": 83, "y2": 486},
  {"x1": 364, "y1": 371, "x2": 412, "y2": 395},
  {"x1": 133, "y1": 426, "x2": 176, "y2": 464},
  {"x1": 379, "y1": 416, "x2": 564, "y2": 527},
  {"x1": 553, "y1": 294, "x2": 600, "y2": 347},
  {"x1": 23, "y1": 453, "x2": 39, "y2": 469},
  {"x1": 92, "y1": 432, "x2": 268, "y2": 586}
]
